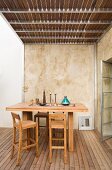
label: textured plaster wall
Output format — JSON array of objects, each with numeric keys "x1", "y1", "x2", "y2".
[
  {"x1": 97, "y1": 28, "x2": 112, "y2": 132},
  {"x1": 25, "y1": 44, "x2": 94, "y2": 129}
]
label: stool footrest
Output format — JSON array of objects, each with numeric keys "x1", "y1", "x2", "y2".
[
  {"x1": 52, "y1": 138, "x2": 64, "y2": 141},
  {"x1": 30, "y1": 138, "x2": 36, "y2": 143},
  {"x1": 22, "y1": 143, "x2": 36, "y2": 150},
  {"x1": 39, "y1": 125, "x2": 46, "y2": 127},
  {"x1": 52, "y1": 146, "x2": 64, "y2": 149}
]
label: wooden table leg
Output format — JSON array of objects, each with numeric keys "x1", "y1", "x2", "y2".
[
  {"x1": 68, "y1": 112, "x2": 74, "y2": 152},
  {"x1": 22, "y1": 111, "x2": 33, "y2": 121}
]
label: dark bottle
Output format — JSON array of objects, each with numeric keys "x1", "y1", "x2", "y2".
[{"x1": 43, "y1": 90, "x2": 46, "y2": 104}]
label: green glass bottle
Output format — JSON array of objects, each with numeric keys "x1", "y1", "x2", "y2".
[{"x1": 61, "y1": 96, "x2": 70, "y2": 105}]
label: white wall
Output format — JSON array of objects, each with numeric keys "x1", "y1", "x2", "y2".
[{"x1": 0, "y1": 14, "x2": 24, "y2": 127}]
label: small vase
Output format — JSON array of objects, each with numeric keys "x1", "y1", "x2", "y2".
[{"x1": 61, "y1": 96, "x2": 70, "y2": 105}]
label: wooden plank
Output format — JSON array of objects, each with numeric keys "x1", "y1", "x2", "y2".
[
  {"x1": 30, "y1": 129, "x2": 47, "y2": 169},
  {"x1": 0, "y1": 128, "x2": 112, "y2": 170},
  {"x1": 69, "y1": 152, "x2": 75, "y2": 169},
  {"x1": 6, "y1": 102, "x2": 88, "y2": 112},
  {"x1": 4, "y1": 151, "x2": 18, "y2": 170},
  {"x1": 49, "y1": 150, "x2": 57, "y2": 170},
  {"x1": 94, "y1": 130, "x2": 112, "y2": 160},
  {"x1": 39, "y1": 145, "x2": 49, "y2": 170},
  {"x1": 80, "y1": 131, "x2": 100, "y2": 170},
  {"x1": 0, "y1": 133, "x2": 13, "y2": 162},
  {"x1": 33, "y1": 129, "x2": 50, "y2": 169},
  {"x1": 78, "y1": 130, "x2": 95, "y2": 169},
  {"x1": 76, "y1": 130, "x2": 90, "y2": 170},
  {"x1": 74, "y1": 131, "x2": 85, "y2": 169},
  {"x1": 106, "y1": 139, "x2": 112, "y2": 149},
  {"x1": 73, "y1": 131, "x2": 80, "y2": 170},
  {"x1": 68, "y1": 112, "x2": 74, "y2": 152},
  {"x1": 84, "y1": 131, "x2": 108, "y2": 170},
  {"x1": 36, "y1": 144, "x2": 49, "y2": 170},
  {"x1": 14, "y1": 151, "x2": 29, "y2": 170},
  {"x1": 54, "y1": 149, "x2": 61, "y2": 170},
  {"x1": 0, "y1": 128, "x2": 12, "y2": 144},
  {"x1": 60, "y1": 150, "x2": 65, "y2": 170},
  {"x1": 89, "y1": 131, "x2": 112, "y2": 169}
]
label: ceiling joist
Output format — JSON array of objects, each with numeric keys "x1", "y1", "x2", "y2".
[
  {"x1": 16, "y1": 29, "x2": 104, "y2": 33},
  {"x1": 0, "y1": 0, "x2": 112, "y2": 44},
  {"x1": 25, "y1": 42, "x2": 95, "y2": 45},
  {"x1": 10, "y1": 21, "x2": 112, "y2": 25},
  {"x1": 1, "y1": 8, "x2": 112, "y2": 14},
  {"x1": 20, "y1": 36, "x2": 99, "y2": 40}
]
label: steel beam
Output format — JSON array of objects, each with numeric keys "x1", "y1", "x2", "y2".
[
  {"x1": 24, "y1": 42, "x2": 95, "y2": 45},
  {"x1": 20, "y1": 36, "x2": 98, "y2": 40},
  {"x1": 1, "y1": 8, "x2": 112, "y2": 14},
  {"x1": 10, "y1": 20, "x2": 112, "y2": 25},
  {"x1": 16, "y1": 29, "x2": 104, "y2": 33}
]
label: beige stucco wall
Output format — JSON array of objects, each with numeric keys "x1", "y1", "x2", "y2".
[
  {"x1": 24, "y1": 44, "x2": 95, "y2": 129},
  {"x1": 97, "y1": 27, "x2": 112, "y2": 132}
]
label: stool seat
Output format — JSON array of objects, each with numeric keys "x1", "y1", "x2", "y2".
[
  {"x1": 15, "y1": 120, "x2": 37, "y2": 129},
  {"x1": 34, "y1": 112, "x2": 49, "y2": 118}
]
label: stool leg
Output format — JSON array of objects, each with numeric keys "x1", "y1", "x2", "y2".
[
  {"x1": 34, "y1": 116, "x2": 36, "y2": 122},
  {"x1": 35, "y1": 125, "x2": 38, "y2": 157},
  {"x1": 11, "y1": 127, "x2": 16, "y2": 159},
  {"x1": 38, "y1": 118, "x2": 40, "y2": 136},
  {"x1": 64, "y1": 128, "x2": 67, "y2": 163},
  {"x1": 46, "y1": 117, "x2": 49, "y2": 136},
  {"x1": 34, "y1": 117, "x2": 36, "y2": 139},
  {"x1": 27, "y1": 128, "x2": 30, "y2": 147},
  {"x1": 17, "y1": 129, "x2": 22, "y2": 166},
  {"x1": 49, "y1": 127, "x2": 52, "y2": 163}
]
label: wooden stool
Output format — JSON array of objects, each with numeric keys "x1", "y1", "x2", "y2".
[
  {"x1": 49, "y1": 112, "x2": 67, "y2": 163},
  {"x1": 34, "y1": 112, "x2": 49, "y2": 136},
  {"x1": 11, "y1": 112, "x2": 38, "y2": 166}
]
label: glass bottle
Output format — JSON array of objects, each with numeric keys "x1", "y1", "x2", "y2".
[
  {"x1": 61, "y1": 96, "x2": 70, "y2": 105},
  {"x1": 43, "y1": 90, "x2": 46, "y2": 104}
]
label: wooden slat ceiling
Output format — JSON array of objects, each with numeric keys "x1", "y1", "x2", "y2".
[{"x1": 0, "y1": 0, "x2": 112, "y2": 44}]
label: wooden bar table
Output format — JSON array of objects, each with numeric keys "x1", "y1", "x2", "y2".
[{"x1": 6, "y1": 102, "x2": 88, "y2": 152}]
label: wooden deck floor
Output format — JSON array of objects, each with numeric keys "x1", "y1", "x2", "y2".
[{"x1": 0, "y1": 128, "x2": 112, "y2": 170}]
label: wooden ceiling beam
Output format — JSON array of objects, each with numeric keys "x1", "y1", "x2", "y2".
[{"x1": 1, "y1": 8, "x2": 112, "y2": 14}]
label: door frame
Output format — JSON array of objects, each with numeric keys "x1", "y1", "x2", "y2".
[{"x1": 100, "y1": 60, "x2": 112, "y2": 141}]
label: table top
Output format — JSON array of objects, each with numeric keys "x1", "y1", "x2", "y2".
[{"x1": 6, "y1": 102, "x2": 88, "y2": 112}]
